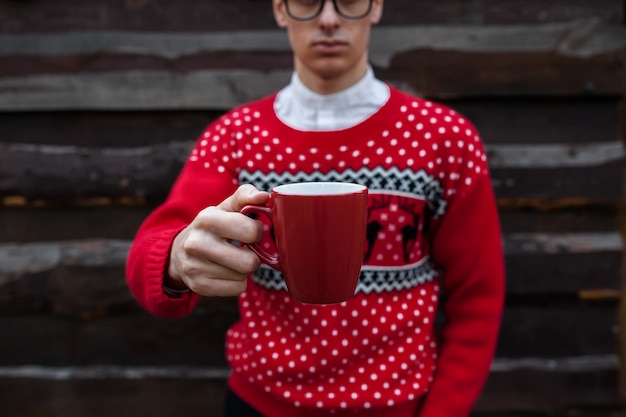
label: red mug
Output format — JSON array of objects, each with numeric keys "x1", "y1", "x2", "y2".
[{"x1": 241, "y1": 182, "x2": 368, "y2": 304}]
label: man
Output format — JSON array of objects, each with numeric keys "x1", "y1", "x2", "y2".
[{"x1": 126, "y1": 0, "x2": 505, "y2": 416}]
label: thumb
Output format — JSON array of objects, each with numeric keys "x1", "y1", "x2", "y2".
[{"x1": 218, "y1": 184, "x2": 270, "y2": 212}]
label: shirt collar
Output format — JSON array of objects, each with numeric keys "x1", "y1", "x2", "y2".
[
  {"x1": 290, "y1": 66, "x2": 381, "y2": 111},
  {"x1": 275, "y1": 66, "x2": 390, "y2": 131}
]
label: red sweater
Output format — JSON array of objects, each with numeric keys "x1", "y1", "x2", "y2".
[{"x1": 126, "y1": 86, "x2": 505, "y2": 417}]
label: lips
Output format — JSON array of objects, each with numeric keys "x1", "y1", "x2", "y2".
[{"x1": 312, "y1": 39, "x2": 348, "y2": 54}]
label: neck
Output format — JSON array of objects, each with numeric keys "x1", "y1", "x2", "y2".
[{"x1": 294, "y1": 55, "x2": 369, "y2": 95}]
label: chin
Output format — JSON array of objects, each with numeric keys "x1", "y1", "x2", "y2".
[{"x1": 312, "y1": 60, "x2": 353, "y2": 79}]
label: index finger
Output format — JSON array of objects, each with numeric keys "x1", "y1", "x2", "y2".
[{"x1": 218, "y1": 184, "x2": 270, "y2": 213}]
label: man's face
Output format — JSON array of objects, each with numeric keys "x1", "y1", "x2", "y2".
[{"x1": 273, "y1": 0, "x2": 383, "y2": 91}]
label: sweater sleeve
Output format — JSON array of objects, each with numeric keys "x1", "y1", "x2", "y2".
[
  {"x1": 419, "y1": 129, "x2": 505, "y2": 417},
  {"x1": 126, "y1": 121, "x2": 240, "y2": 319}
]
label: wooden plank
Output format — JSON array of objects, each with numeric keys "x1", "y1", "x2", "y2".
[
  {"x1": 491, "y1": 160, "x2": 623, "y2": 202},
  {"x1": 505, "y1": 232, "x2": 622, "y2": 254},
  {"x1": 488, "y1": 142, "x2": 623, "y2": 168},
  {"x1": 0, "y1": 50, "x2": 293, "y2": 78},
  {"x1": 0, "y1": 0, "x2": 622, "y2": 33},
  {"x1": 0, "y1": 357, "x2": 619, "y2": 415},
  {"x1": 0, "y1": 235, "x2": 621, "y2": 277},
  {"x1": 504, "y1": 232, "x2": 622, "y2": 300},
  {"x1": 619, "y1": 93, "x2": 626, "y2": 409},
  {"x1": 2, "y1": 21, "x2": 624, "y2": 59},
  {"x1": 1, "y1": 98, "x2": 620, "y2": 147},
  {"x1": 504, "y1": 251, "x2": 621, "y2": 296},
  {"x1": 0, "y1": 141, "x2": 193, "y2": 204},
  {"x1": 1, "y1": 249, "x2": 618, "y2": 317},
  {"x1": 0, "y1": 377, "x2": 228, "y2": 417},
  {"x1": 1, "y1": 141, "x2": 622, "y2": 203},
  {"x1": 0, "y1": 206, "x2": 155, "y2": 242},
  {"x1": 0, "y1": 234, "x2": 620, "y2": 315},
  {"x1": 0, "y1": 309, "x2": 238, "y2": 366},
  {"x1": 0, "y1": 206, "x2": 619, "y2": 243},
  {"x1": 0, "y1": 69, "x2": 291, "y2": 111},
  {"x1": 504, "y1": 230, "x2": 621, "y2": 295},
  {"x1": 0, "y1": 302, "x2": 617, "y2": 364},
  {"x1": 495, "y1": 304, "x2": 619, "y2": 357},
  {"x1": 0, "y1": 22, "x2": 624, "y2": 108},
  {"x1": 1, "y1": 52, "x2": 623, "y2": 107},
  {"x1": 498, "y1": 209, "x2": 619, "y2": 234},
  {"x1": 0, "y1": 110, "x2": 221, "y2": 147},
  {"x1": 0, "y1": 356, "x2": 618, "y2": 380},
  {"x1": 477, "y1": 357, "x2": 620, "y2": 412},
  {"x1": 451, "y1": 97, "x2": 623, "y2": 145},
  {"x1": 618, "y1": 62, "x2": 626, "y2": 405},
  {"x1": 0, "y1": 365, "x2": 231, "y2": 379},
  {"x1": 0, "y1": 297, "x2": 619, "y2": 363},
  {"x1": 379, "y1": 50, "x2": 626, "y2": 99}
]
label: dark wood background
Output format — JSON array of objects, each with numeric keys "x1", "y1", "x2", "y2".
[{"x1": 0, "y1": 1, "x2": 625, "y2": 416}]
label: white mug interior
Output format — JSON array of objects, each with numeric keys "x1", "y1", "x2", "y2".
[{"x1": 273, "y1": 182, "x2": 366, "y2": 196}]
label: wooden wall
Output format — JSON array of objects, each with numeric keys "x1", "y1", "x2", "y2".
[{"x1": 1, "y1": 1, "x2": 625, "y2": 415}]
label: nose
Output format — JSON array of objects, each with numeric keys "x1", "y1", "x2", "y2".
[{"x1": 318, "y1": 0, "x2": 341, "y2": 28}]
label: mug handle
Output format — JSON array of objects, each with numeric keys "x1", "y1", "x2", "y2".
[{"x1": 240, "y1": 205, "x2": 281, "y2": 269}]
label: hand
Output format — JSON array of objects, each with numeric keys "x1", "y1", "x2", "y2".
[{"x1": 166, "y1": 184, "x2": 270, "y2": 297}]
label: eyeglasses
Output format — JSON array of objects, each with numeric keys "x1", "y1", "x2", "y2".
[{"x1": 284, "y1": 0, "x2": 374, "y2": 21}]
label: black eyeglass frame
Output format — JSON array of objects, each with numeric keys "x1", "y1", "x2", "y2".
[{"x1": 283, "y1": 0, "x2": 374, "y2": 21}]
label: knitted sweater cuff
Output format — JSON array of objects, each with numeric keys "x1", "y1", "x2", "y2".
[{"x1": 142, "y1": 227, "x2": 199, "y2": 318}]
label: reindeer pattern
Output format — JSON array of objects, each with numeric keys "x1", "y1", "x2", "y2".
[
  {"x1": 241, "y1": 166, "x2": 446, "y2": 294},
  {"x1": 364, "y1": 192, "x2": 431, "y2": 266}
]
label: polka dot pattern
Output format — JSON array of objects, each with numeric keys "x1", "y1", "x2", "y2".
[
  {"x1": 186, "y1": 90, "x2": 491, "y2": 412},
  {"x1": 227, "y1": 282, "x2": 439, "y2": 410},
  {"x1": 188, "y1": 96, "x2": 489, "y2": 202}
]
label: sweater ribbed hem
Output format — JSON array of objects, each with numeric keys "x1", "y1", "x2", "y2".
[{"x1": 228, "y1": 372, "x2": 419, "y2": 417}]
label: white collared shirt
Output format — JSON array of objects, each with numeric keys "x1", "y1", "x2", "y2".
[{"x1": 274, "y1": 66, "x2": 390, "y2": 131}]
